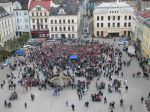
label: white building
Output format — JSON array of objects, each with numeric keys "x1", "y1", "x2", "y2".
[
  {"x1": 0, "y1": 0, "x2": 16, "y2": 47},
  {"x1": 93, "y1": 1, "x2": 134, "y2": 37},
  {"x1": 49, "y1": 1, "x2": 80, "y2": 39},
  {"x1": 10, "y1": 0, "x2": 30, "y2": 36},
  {"x1": 28, "y1": 0, "x2": 51, "y2": 38}
]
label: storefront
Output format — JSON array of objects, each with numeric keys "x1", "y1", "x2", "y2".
[{"x1": 31, "y1": 31, "x2": 49, "y2": 38}]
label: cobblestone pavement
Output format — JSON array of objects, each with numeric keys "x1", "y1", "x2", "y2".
[{"x1": 0, "y1": 38, "x2": 150, "y2": 112}]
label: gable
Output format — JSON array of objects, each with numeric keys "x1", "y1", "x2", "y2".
[{"x1": 13, "y1": 1, "x2": 22, "y2": 10}]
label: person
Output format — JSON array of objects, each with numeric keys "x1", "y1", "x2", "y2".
[
  {"x1": 24, "y1": 102, "x2": 27, "y2": 108},
  {"x1": 1, "y1": 83, "x2": 3, "y2": 89},
  {"x1": 85, "y1": 101, "x2": 89, "y2": 108},
  {"x1": 66, "y1": 101, "x2": 68, "y2": 107},
  {"x1": 104, "y1": 97, "x2": 107, "y2": 104},
  {"x1": 148, "y1": 92, "x2": 150, "y2": 98},
  {"x1": 4, "y1": 100, "x2": 7, "y2": 107},
  {"x1": 141, "y1": 97, "x2": 144, "y2": 103},
  {"x1": 125, "y1": 85, "x2": 128, "y2": 92},
  {"x1": 120, "y1": 98, "x2": 123, "y2": 107},
  {"x1": 130, "y1": 105, "x2": 133, "y2": 111},
  {"x1": 71, "y1": 104, "x2": 75, "y2": 111}
]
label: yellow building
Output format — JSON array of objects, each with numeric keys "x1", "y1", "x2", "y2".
[{"x1": 132, "y1": 10, "x2": 150, "y2": 57}]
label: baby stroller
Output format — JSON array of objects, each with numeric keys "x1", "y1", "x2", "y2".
[{"x1": 9, "y1": 91, "x2": 18, "y2": 100}]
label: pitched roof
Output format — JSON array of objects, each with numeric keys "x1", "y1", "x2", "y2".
[
  {"x1": 8, "y1": 0, "x2": 29, "y2": 10},
  {"x1": 0, "y1": 7, "x2": 9, "y2": 18},
  {"x1": 50, "y1": 2, "x2": 79, "y2": 16},
  {"x1": 0, "y1": 0, "x2": 10, "y2": 3},
  {"x1": 137, "y1": 10, "x2": 150, "y2": 19},
  {"x1": 136, "y1": 10, "x2": 150, "y2": 28},
  {"x1": 94, "y1": 2, "x2": 134, "y2": 14},
  {"x1": 50, "y1": 0, "x2": 80, "y2": 15},
  {"x1": 29, "y1": 0, "x2": 51, "y2": 10}
]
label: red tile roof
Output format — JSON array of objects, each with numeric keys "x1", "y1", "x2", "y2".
[
  {"x1": 29, "y1": 0, "x2": 51, "y2": 10},
  {"x1": 137, "y1": 10, "x2": 150, "y2": 19}
]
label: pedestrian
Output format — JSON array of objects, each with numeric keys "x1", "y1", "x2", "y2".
[
  {"x1": 4, "y1": 100, "x2": 7, "y2": 107},
  {"x1": 104, "y1": 97, "x2": 107, "y2": 104},
  {"x1": 120, "y1": 98, "x2": 123, "y2": 107},
  {"x1": 141, "y1": 97, "x2": 144, "y2": 103},
  {"x1": 71, "y1": 104, "x2": 75, "y2": 111},
  {"x1": 1, "y1": 83, "x2": 3, "y2": 89},
  {"x1": 24, "y1": 102, "x2": 27, "y2": 108},
  {"x1": 66, "y1": 101, "x2": 68, "y2": 107},
  {"x1": 85, "y1": 101, "x2": 89, "y2": 108},
  {"x1": 125, "y1": 85, "x2": 128, "y2": 92},
  {"x1": 130, "y1": 105, "x2": 133, "y2": 111},
  {"x1": 148, "y1": 92, "x2": 150, "y2": 98}
]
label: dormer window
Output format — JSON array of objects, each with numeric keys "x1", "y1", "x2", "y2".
[{"x1": 58, "y1": 8, "x2": 66, "y2": 15}]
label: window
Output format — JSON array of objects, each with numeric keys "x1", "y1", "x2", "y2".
[
  {"x1": 51, "y1": 27, "x2": 53, "y2": 31},
  {"x1": 129, "y1": 15, "x2": 131, "y2": 20},
  {"x1": 101, "y1": 31, "x2": 103, "y2": 36},
  {"x1": 117, "y1": 23, "x2": 120, "y2": 27},
  {"x1": 128, "y1": 22, "x2": 131, "y2": 27},
  {"x1": 68, "y1": 26, "x2": 70, "y2": 31},
  {"x1": 63, "y1": 27, "x2": 66, "y2": 31},
  {"x1": 59, "y1": 27, "x2": 62, "y2": 31},
  {"x1": 72, "y1": 26, "x2": 74, "y2": 31},
  {"x1": 97, "y1": 16, "x2": 99, "y2": 20},
  {"x1": 55, "y1": 27, "x2": 57, "y2": 31},
  {"x1": 32, "y1": 19, "x2": 35, "y2": 23},
  {"x1": 124, "y1": 16, "x2": 127, "y2": 20},
  {"x1": 59, "y1": 20, "x2": 61, "y2": 24},
  {"x1": 72, "y1": 34, "x2": 74, "y2": 38},
  {"x1": 40, "y1": 12, "x2": 42, "y2": 16},
  {"x1": 55, "y1": 20, "x2": 57, "y2": 24},
  {"x1": 101, "y1": 16, "x2": 103, "y2": 20},
  {"x1": 108, "y1": 16, "x2": 110, "y2": 20},
  {"x1": 24, "y1": 12, "x2": 27, "y2": 15},
  {"x1": 97, "y1": 23, "x2": 99, "y2": 27},
  {"x1": 25, "y1": 19, "x2": 28, "y2": 23},
  {"x1": 118, "y1": 16, "x2": 120, "y2": 20},
  {"x1": 37, "y1": 19, "x2": 39, "y2": 23},
  {"x1": 33, "y1": 25, "x2": 35, "y2": 29},
  {"x1": 63, "y1": 20, "x2": 65, "y2": 23},
  {"x1": 41, "y1": 19, "x2": 43, "y2": 23},
  {"x1": 113, "y1": 16, "x2": 115, "y2": 20},
  {"x1": 45, "y1": 25, "x2": 48, "y2": 29},
  {"x1": 51, "y1": 20, "x2": 53, "y2": 24},
  {"x1": 41, "y1": 25, "x2": 43, "y2": 29},
  {"x1": 101, "y1": 23, "x2": 103, "y2": 27},
  {"x1": 113, "y1": 23, "x2": 115, "y2": 27},
  {"x1": 45, "y1": 12, "x2": 47, "y2": 16},
  {"x1": 36, "y1": 7, "x2": 41, "y2": 11},
  {"x1": 72, "y1": 19, "x2": 74, "y2": 23},
  {"x1": 45, "y1": 18, "x2": 47, "y2": 23},
  {"x1": 68, "y1": 20, "x2": 70, "y2": 23},
  {"x1": 36, "y1": 12, "x2": 38, "y2": 16},
  {"x1": 25, "y1": 25, "x2": 28, "y2": 29},
  {"x1": 97, "y1": 31, "x2": 99, "y2": 36},
  {"x1": 32, "y1": 12, "x2": 34, "y2": 16},
  {"x1": 124, "y1": 22, "x2": 127, "y2": 27},
  {"x1": 108, "y1": 23, "x2": 110, "y2": 27}
]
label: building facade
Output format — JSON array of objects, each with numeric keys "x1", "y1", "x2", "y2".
[
  {"x1": 28, "y1": 0, "x2": 51, "y2": 38},
  {"x1": 0, "y1": 1, "x2": 16, "y2": 47},
  {"x1": 132, "y1": 10, "x2": 150, "y2": 57},
  {"x1": 49, "y1": 1, "x2": 80, "y2": 39},
  {"x1": 9, "y1": 0, "x2": 30, "y2": 37},
  {"x1": 93, "y1": 1, "x2": 134, "y2": 37}
]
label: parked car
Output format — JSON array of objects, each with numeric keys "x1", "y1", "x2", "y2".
[{"x1": 3, "y1": 60, "x2": 11, "y2": 67}]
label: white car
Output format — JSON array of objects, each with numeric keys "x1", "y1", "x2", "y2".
[{"x1": 118, "y1": 40, "x2": 129, "y2": 45}]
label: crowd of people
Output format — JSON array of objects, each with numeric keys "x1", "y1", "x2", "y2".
[{"x1": 0, "y1": 38, "x2": 150, "y2": 112}]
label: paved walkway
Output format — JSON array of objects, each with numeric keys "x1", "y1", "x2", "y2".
[{"x1": 0, "y1": 38, "x2": 150, "y2": 112}]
